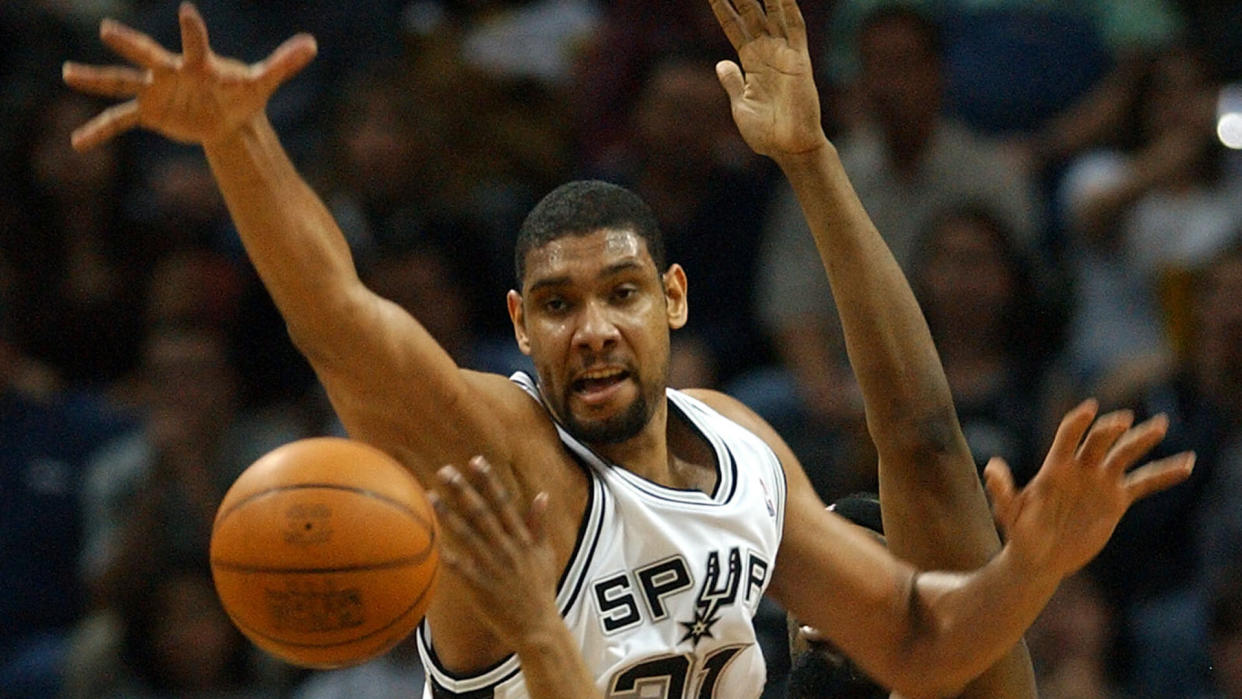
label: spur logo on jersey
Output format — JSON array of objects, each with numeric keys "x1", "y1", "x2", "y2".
[
  {"x1": 679, "y1": 548, "x2": 741, "y2": 646},
  {"x1": 591, "y1": 547, "x2": 770, "y2": 645}
]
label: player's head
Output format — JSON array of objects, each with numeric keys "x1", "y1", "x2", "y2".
[
  {"x1": 787, "y1": 493, "x2": 889, "y2": 699},
  {"x1": 508, "y1": 180, "x2": 688, "y2": 445},
  {"x1": 513, "y1": 180, "x2": 666, "y2": 283}
]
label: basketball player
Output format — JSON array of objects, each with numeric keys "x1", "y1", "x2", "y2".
[{"x1": 63, "y1": 1, "x2": 1195, "y2": 697}]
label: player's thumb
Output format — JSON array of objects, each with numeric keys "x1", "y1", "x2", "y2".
[
  {"x1": 983, "y1": 456, "x2": 1017, "y2": 527},
  {"x1": 715, "y1": 60, "x2": 745, "y2": 103}
]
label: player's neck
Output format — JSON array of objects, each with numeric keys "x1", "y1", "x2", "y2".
[
  {"x1": 592, "y1": 398, "x2": 719, "y2": 494},
  {"x1": 592, "y1": 398, "x2": 676, "y2": 486}
]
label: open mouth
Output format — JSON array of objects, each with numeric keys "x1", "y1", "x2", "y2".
[{"x1": 571, "y1": 367, "x2": 630, "y2": 399}]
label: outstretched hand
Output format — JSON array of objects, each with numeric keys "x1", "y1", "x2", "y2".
[
  {"x1": 62, "y1": 2, "x2": 316, "y2": 151},
  {"x1": 984, "y1": 399, "x2": 1195, "y2": 578},
  {"x1": 429, "y1": 456, "x2": 560, "y2": 650},
  {"x1": 709, "y1": 0, "x2": 827, "y2": 159}
]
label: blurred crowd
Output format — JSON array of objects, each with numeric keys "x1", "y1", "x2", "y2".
[{"x1": 3, "y1": 0, "x2": 1242, "y2": 697}]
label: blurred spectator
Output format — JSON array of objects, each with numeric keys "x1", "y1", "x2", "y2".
[
  {"x1": 362, "y1": 243, "x2": 527, "y2": 376},
  {"x1": 0, "y1": 333, "x2": 131, "y2": 696},
  {"x1": 79, "y1": 320, "x2": 306, "y2": 599},
  {"x1": 1190, "y1": 245, "x2": 1242, "y2": 594},
  {"x1": 1206, "y1": 571, "x2": 1242, "y2": 699},
  {"x1": 908, "y1": 204, "x2": 1068, "y2": 480},
  {"x1": 1058, "y1": 43, "x2": 1242, "y2": 387},
  {"x1": 314, "y1": 55, "x2": 569, "y2": 338},
  {"x1": 1177, "y1": 1, "x2": 1242, "y2": 83},
  {"x1": 4, "y1": 89, "x2": 148, "y2": 387},
  {"x1": 1027, "y1": 571, "x2": 1126, "y2": 698},
  {"x1": 62, "y1": 556, "x2": 274, "y2": 698},
  {"x1": 569, "y1": 0, "x2": 830, "y2": 171},
  {"x1": 316, "y1": 62, "x2": 469, "y2": 260},
  {"x1": 820, "y1": 0, "x2": 1184, "y2": 175},
  {"x1": 1086, "y1": 244, "x2": 1242, "y2": 695},
  {"x1": 753, "y1": 5, "x2": 1045, "y2": 498},
  {"x1": 451, "y1": 0, "x2": 602, "y2": 87},
  {"x1": 291, "y1": 634, "x2": 424, "y2": 699}
]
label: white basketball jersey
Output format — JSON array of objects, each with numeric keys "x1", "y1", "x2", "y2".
[{"x1": 418, "y1": 372, "x2": 787, "y2": 698}]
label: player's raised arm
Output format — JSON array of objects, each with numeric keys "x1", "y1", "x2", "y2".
[
  {"x1": 709, "y1": 0, "x2": 1195, "y2": 695},
  {"x1": 709, "y1": 0, "x2": 1033, "y2": 694},
  {"x1": 62, "y1": 3, "x2": 516, "y2": 473}
]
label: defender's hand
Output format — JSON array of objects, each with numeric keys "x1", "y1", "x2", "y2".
[
  {"x1": 984, "y1": 399, "x2": 1195, "y2": 578},
  {"x1": 709, "y1": 0, "x2": 827, "y2": 159},
  {"x1": 430, "y1": 457, "x2": 561, "y2": 650},
  {"x1": 62, "y1": 2, "x2": 316, "y2": 151}
]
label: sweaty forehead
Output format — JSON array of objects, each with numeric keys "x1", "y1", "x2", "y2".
[{"x1": 523, "y1": 229, "x2": 653, "y2": 286}]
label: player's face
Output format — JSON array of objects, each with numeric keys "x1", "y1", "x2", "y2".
[{"x1": 508, "y1": 228, "x2": 687, "y2": 445}]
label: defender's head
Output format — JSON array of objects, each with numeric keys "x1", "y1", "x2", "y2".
[
  {"x1": 788, "y1": 494, "x2": 889, "y2": 699},
  {"x1": 507, "y1": 181, "x2": 688, "y2": 446}
]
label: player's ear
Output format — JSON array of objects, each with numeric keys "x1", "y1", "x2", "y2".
[
  {"x1": 663, "y1": 264, "x2": 688, "y2": 330},
  {"x1": 507, "y1": 290, "x2": 532, "y2": 355}
]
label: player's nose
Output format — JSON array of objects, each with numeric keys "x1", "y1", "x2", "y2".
[{"x1": 572, "y1": 299, "x2": 620, "y2": 353}]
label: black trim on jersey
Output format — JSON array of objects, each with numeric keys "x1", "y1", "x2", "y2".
[
  {"x1": 603, "y1": 439, "x2": 738, "y2": 508},
  {"x1": 558, "y1": 452, "x2": 607, "y2": 617},
  {"x1": 417, "y1": 623, "x2": 521, "y2": 685},
  {"x1": 585, "y1": 394, "x2": 740, "y2": 508},
  {"x1": 429, "y1": 681, "x2": 495, "y2": 699},
  {"x1": 513, "y1": 370, "x2": 738, "y2": 508},
  {"x1": 668, "y1": 395, "x2": 725, "y2": 497},
  {"x1": 721, "y1": 443, "x2": 740, "y2": 503}
]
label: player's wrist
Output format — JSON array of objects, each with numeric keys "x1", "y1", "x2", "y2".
[
  {"x1": 201, "y1": 111, "x2": 270, "y2": 154},
  {"x1": 509, "y1": 615, "x2": 575, "y2": 656},
  {"x1": 769, "y1": 134, "x2": 835, "y2": 173},
  {"x1": 996, "y1": 539, "x2": 1064, "y2": 589}
]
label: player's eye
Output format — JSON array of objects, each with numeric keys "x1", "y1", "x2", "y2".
[
  {"x1": 543, "y1": 297, "x2": 570, "y2": 314},
  {"x1": 612, "y1": 285, "x2": 638, "y2": 303}
]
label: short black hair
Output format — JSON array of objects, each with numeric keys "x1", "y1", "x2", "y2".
[
  {"x1": 514, "y1": 180, "x2": 665, "y2": 285},
  {"x1": 830, "y1": 492, "x2": 883, "y2": 535}
]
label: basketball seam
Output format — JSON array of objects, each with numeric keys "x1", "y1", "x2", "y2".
[
  {"x1": 211, "y1": 549, "x2": 434, "y2": 574},
  {"x1": 214, "y1": 483, "x2": 434, "y2": 531}
]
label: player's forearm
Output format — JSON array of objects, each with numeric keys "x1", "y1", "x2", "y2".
[
  {"x1": 890, "y1": 547, "x2": 1058, "y2": 698},
  {"x1": 511, "y1": 621, "x2": 603, "y2": 699},
  {"x1": 955, "y1": 648, "x2": 1038, "y2": 699},
  {"x1": 203, "y1": 114, "x2": 362, "y2": 348},
  {"x1": 773, "y1": 144, "x2": 962, "y2": 462}
]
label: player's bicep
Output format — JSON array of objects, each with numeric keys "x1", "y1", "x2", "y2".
[{"x1": 296, "y1": 286, "x2": 515, "y2": 470}]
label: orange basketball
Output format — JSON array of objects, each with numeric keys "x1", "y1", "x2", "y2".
[{"x1": 210, "y1": 437, "x2": 439, "y2": 669}]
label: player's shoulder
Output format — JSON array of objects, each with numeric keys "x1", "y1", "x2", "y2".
[
  {"x1": 682, "y1": 388, "x2": 766, "y2": 432},
  {"x1": 681, "y1": 388, "x2": 796, "y2": 463}
]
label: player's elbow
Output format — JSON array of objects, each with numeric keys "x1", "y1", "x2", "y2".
[
  {"x1": 874, "y1": 407, "x2": 971, "y2": 474},
  {"x1": 881, "y1": 581, "x2": 978, "y2": 698},
  {"x1": 883, "y1": 650, "x2": 973, "y2": 698}
]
